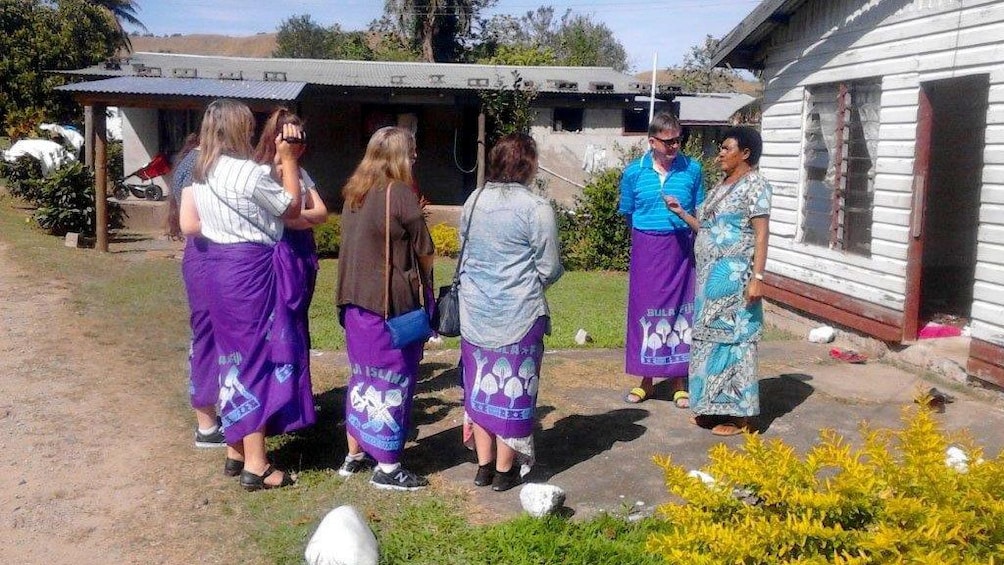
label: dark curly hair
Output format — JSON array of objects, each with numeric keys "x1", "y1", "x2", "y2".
[{"x1": 722, "y1": 126, "x2": 763, "y2": 166}]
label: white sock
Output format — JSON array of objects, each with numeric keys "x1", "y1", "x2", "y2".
[
  {"x1": 197, "y1": 424, "x2": 219, "y2": 435},
  {"x1": 345, "y1": 452, "x2": 365, "y2": 462},
  {"x1": 378, "y1": 462, "x2": 401, "y2": 474}
]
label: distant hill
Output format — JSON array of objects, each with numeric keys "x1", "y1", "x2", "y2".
[
  {"x1": 635, "y1": 69, "x2": 761, "y2": 96},
  {"x1": 127, "y1": 33, "x2": 278, "y2": 58}
]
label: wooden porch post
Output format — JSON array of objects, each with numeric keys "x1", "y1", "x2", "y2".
[
  {"x1": 476, "y1": 110, "x2": 486, "y2": 189},
  {"x1": 84, "y1": 106, "x2": 95, "y2": 169},
  {"x1": 93, "y1": 104, "x2": 109, "y2": 252}
]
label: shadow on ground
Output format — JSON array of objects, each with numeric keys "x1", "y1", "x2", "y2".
[{"x1": 756, "y1": 373, "x2": 814, "y2": 432}]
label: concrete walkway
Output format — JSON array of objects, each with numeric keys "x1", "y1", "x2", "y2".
[{"x1": 320, "y1": 339, "x2": 1004, "y2": 521}]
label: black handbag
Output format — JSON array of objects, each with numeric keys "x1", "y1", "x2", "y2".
[
  {"x1": 434, "y1": 188, "x2": 483, "y2": 337},
  {"x1": 383, "y1": 183, "x2": 432, "y2": 348},
  {"x1": 435, "y1": 282, "x2": 461, "y2": 337}
]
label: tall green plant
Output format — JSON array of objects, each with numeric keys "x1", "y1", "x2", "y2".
[
  {"x1": 555, "y1": 167, "x2": 631, "y2": 271},
  {"x1": 478, "y1": 70, "x2": 538, "y2": 146}
]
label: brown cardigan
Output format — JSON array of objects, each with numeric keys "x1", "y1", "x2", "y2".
[{"x1": 337, "y1": 181, "x2": 434, "y2": 317}]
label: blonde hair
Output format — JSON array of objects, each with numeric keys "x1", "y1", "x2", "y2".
[
  {"x1": 194, "y1": 99, "x2": 255, "y2": 182},
  {"x1": 253, "y1": 106, "x2": 303, "y2": 166},
  {"x1": 342, "y1": 126, "x2": 415, "y2": 211}
]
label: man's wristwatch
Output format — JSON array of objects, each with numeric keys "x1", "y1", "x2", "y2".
[{"x1": 753, "y1": 272, "x2": 764, "y2": 281}]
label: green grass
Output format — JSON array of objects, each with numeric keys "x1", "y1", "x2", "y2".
[
  {"x1": 246, "y1": 492, "x2": 664, "y2": 565},
  {"x1": 310, "y1": 257, "x2": 630, "y2": 350}
]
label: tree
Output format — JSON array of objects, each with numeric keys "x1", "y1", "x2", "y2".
[
  {"x1": 678, "y1": 35, "x2": 742, "y2": 93},
  {"x1": 274, "y1": 14, "x2": 332, "y2": 59},
  {"x1": 479, "y1": 71, "x2": 537, "y2": 146},
  {"x1": 375, "y1": 0, "x2": 496, "y2": 62},
  {"x1": 553, "y1": 12, "x2": 627, "y2": 71},
  {"x1": 475, "y1": 7, "x2": 628, "y2": 71},
  {"x1": 84, "y1": 0, "x2": 147, "y2": 52},
  {"x1": 1, "y1": 0, "x2": 119, "y2": 134}
]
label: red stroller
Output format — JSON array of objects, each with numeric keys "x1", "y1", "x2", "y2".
[{"x1": 113, "y1": 153, "x2": 171, "y2": 201}]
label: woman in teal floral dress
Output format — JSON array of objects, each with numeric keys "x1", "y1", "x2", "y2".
[{"x1": 664, "y1": 127, "x2": 771, "y2": 436}]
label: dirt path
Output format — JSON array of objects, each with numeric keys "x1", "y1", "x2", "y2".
[{"x1": 0, "y1": 243, "x2": 247, "y2": 564}]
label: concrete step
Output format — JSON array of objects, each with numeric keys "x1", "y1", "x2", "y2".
[{"x1": 110, "y1": 197, "x2": 168, "y2": 233}]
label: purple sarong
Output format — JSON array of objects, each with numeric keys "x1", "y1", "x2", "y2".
[
  {"x1": 343, "y1": 305, "x2": 423, "y2": 464},
  {"x1": 461, "y1": 317, "x2": 546, "y2": 465},
  {"x1": 182, "y1": 236, "x2": 217, "y2": 408},
  {"x1": 625, "y1": 229, "x2": 695, "y2": 378},
  {"x1": 206, "y1": 240, "x2": 316, "y2": 443}
]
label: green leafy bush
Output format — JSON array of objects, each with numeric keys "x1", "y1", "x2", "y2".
[
  {"x1": 0, "y1": 158, "x2": 122, "y2": 236},
  {"x1": 313, "y1": 214, "x2": 340, "y2": 257},
  {"x1": 0, "y1": 156, "x2": 44, "y2": 201},
  {"x1": 555, "y1": 167, "x2": 631, "y2": 271},
  {"x1": 32, "y1": 161, "x2": 100, "y2": 235},
  {"x1": 429, "y1": 222, "x2": 460, "y2": 258},
  {"x1": 650, "y1": 405, "x2": 1004, "y2": 564},
  {"x1": 107, "y1": 140, "x2": 123, "y2": 184}
]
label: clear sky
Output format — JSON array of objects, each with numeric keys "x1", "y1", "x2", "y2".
[{"x1": 127, "y1": 0, "x2": 760, "y2": 72}]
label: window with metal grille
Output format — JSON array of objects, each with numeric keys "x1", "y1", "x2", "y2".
[{"x1": 800, "y1": 80, "x2": 880, "y2": 256}]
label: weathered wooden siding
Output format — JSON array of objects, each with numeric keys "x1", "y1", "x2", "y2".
[{"x1": 754, "y1": 0, "x2": 1004, "y2": 343}]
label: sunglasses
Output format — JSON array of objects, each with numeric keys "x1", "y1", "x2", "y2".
[{"x1": 652, "y1": 135, "x2": 683, "y2": 147}]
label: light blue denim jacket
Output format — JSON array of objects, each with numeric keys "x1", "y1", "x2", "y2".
[{"x1": 458, "y1": 182, "x2": 564, "y2": 349}]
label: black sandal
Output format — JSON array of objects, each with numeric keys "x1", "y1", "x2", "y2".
[
  {"x1": 239, "y1": 465, "x2": 295, "y2": 491},
  {"x1": 223, "y1": 457, "x2": 244, "y2": 477}
]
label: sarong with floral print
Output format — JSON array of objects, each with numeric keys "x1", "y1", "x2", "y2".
[{"x1": 689, "y1": 172, "x2": 772, "y2": 417}]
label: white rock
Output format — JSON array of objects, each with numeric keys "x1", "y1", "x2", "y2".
[
  {"x1": 574, "y1": 328, "x2": 592, "y2": 345},
  {"x1": 519, "y1": 483, "x2": 566, "y2": 517},
  {"x1": 808, "y1": 326, "x2": 836, "y2": 343},
  {"x1": 304, "y1": 505, "x2": 379, "y2": 565},
  {"x1": 945, "y1": 446, "x2": 970, "y2": 473},
  {"x1": 687, "y1": 470, "x2": 716, "y2": 485}
]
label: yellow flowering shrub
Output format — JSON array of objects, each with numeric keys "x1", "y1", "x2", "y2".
[
  {"x1": 430, "y1": 222, "x2": 460, "y2": 258},
  {"x1": 650, "y1": 406, "x2": 1004, "y2": 564}
]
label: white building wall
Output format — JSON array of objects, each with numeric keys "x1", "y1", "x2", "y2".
[
  {"x1": 530, "y1": 107, "x2": 647, "y2": 205},
  {"x1": 754, "y1": 0, "x2": 1004, "y2": 342},
  {"x1": 119, "y1": 107, "x2": 169, "y2": 195}
]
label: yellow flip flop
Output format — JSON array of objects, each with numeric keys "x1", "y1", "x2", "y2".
[
  {"x1": 672, "y1": 390, "x2": 690, "y2": 409},
  {"x1": 624, "y1": 387, "x2": 650, "y2": 404}
]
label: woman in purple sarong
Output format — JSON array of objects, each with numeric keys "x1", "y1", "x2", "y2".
[
  {"x1": 459, "y1": 133, "x2": 563, "y2": 492},
  {"x1": 336, "y1": 126, "x2": 435, "y2": 491},
  {"x1": 180, "y1": 99, "x2": 313, "y2": 491},
  {"x1": 254, "y1": 108, "x2": 328, "y2": 434},
  {"x1": 618, "y1": 112, "x2": 704, "y2": 407},
  {"x1": 172, "y1": 134, "x2": 228, "y2": 451}
]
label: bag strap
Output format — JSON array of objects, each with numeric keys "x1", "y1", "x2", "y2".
[
  {"x1": 383, "y1": 182, "x2": 392, "y2": 320},
  {"x1": 451, "y1": 187, "x2": 485, "y2": 287}
]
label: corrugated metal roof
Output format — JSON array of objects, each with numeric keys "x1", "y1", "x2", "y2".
[
  {"x1": 677, "y1": 93, "x2": 755, "y2": 124},
  {"x1": 65, "y1": 52, "x2": 647, "y2": 96},
  {"x1": 711, "y1": 0, "x2": 810, "y2": 69},
  {"x1": 57, "y1": 76, "x2": 306, "y2": 100}
]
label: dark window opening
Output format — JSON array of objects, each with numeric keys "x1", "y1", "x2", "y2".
[
  {"x1": 623, "y1": 108, "x2": 649, "y2": 134},
  {"x1": 552, "y1": 107, "x2": 583, "y2": 132}
]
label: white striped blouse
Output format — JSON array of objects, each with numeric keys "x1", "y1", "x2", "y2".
[{"x1": 190, "y1": 155, "x2": 293, "y2": 245}]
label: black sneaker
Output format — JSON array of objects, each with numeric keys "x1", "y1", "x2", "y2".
[
  {"x1": 491, "y1": 466, "x2": 522, "y2": 492},
  {"x1": 337, "y1": 453, "x2": 377, "y2": 477},
  {"x1": 473, "y1": 463, "x2": 494, "y2": 487},
  {"x1": 194, "y1": 426, "x2": 226, "y2": 448},
  {"x1": 370, "y1": 467, "x2": 429, "y2": 491}
]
